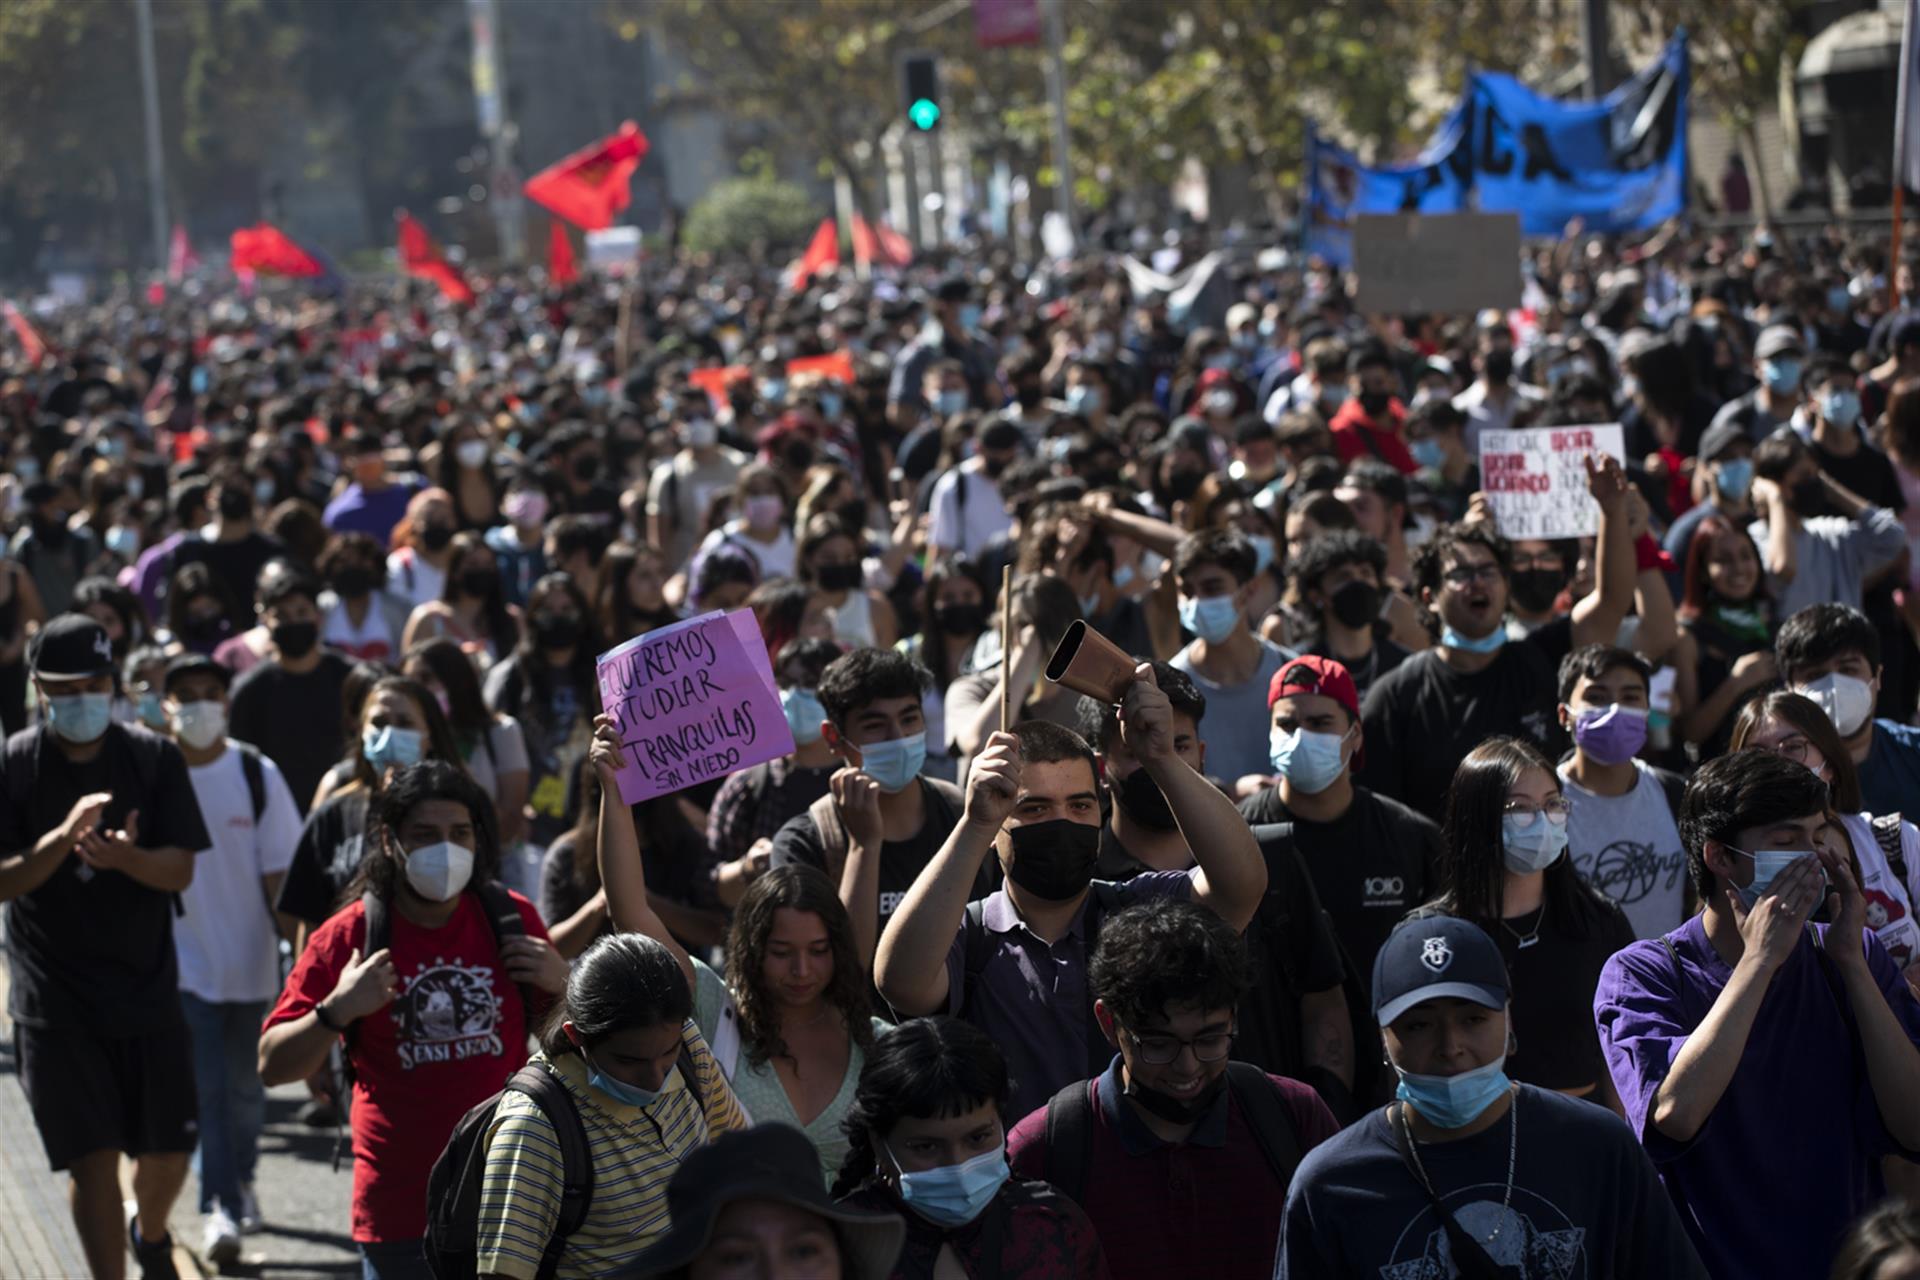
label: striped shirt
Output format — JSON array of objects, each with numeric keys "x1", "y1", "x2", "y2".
[{"x1": 475, "y1": 1024, "x2": 746, "y2": 1279}]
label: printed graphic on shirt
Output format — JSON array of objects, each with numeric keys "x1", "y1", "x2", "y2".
[
  {"x1": 1380, "y1": 1187, "x2": 1586, "y2": 1279},
  {"x1": 1862, "y1": 888, "x2": 1917, "y2": 967},
  {"x1": 391, "y1": 958, "x2": 505, "y2": 1069},
  {"x1": 1574, "y1": 839, "x2": 1686, "y2": 910},
  {"x1": 1364, "y1": 875, "x2": 1410, "y2": 909}
]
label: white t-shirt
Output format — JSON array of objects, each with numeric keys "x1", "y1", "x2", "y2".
[
  {"x1": 1558, "y1": 759, "x2": 1688, "y2": 940},
  {"x1": 464, "y1": 715, "x2": 532, "y2": 809},
  {"x1": 387, "y1": 548, "x2": 447, "y2": 611},
  {"x1": 322, "y1": 592, "x2": 402, "y2": 664},
  {"x1": 928, "y1": 460, "x2": 1012, "y2": 558},
  {"x1": 177, "y1": 745, "x2": 303, "y2": 1004},
  {"x1": 697, "y1": 521, "x2": 796, "y2": 581},
  {"x1": 1839, "y1": 811, "x2": 1920, "y2": 973}
]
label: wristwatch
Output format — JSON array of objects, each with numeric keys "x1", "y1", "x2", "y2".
[{"x1": 314, "y1": 999, "x2": 346, "y2": 1032}]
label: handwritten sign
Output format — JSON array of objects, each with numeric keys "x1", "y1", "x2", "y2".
[
  {"x1": 1478, "y1": 423, "x2": 1625, "y2": 540},
  {"x1": 1351, "y1": 213, "x2": 1522, "y2": 315},
  {"x1": 595, "y1": 609, "x2": 793, "y2": 804}
]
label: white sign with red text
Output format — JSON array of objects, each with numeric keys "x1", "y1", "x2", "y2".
[{"x1": 1479, "y1": 424, "x2": 1625, "y2": 540}]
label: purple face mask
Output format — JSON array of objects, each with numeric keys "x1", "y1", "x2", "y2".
[{"x1": 1571, "y1": 703, "x2": 1648, "y2": 766}]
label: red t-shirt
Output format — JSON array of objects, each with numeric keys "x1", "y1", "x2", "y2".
[
  {"x1": 1329, "y1": 398, "x2": 1417, "y2": 475},
  {"x1": 263, "y1": 890, "x2": 552, "y2": 1242}
]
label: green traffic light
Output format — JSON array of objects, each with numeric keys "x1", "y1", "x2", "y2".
[{"x1": 908, "y1": 97, "x2": 941, "y2": 130}]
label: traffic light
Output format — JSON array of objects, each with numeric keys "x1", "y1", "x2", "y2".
[{"x1": 901, "y1": 52, "x2": 941, "y2": 131}]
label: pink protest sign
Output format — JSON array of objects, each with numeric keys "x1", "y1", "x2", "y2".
[{"x1": 595, "y1": 608, "x2": 793, "y2": 804}]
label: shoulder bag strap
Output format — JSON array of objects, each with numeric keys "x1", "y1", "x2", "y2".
[
  {"x1": 1389, "y1": 1102, "x2": 1511, "y2": 1280},
  {"x1": 1223, "y1": 1063, "x2": 1303, "y2": 1188},
  {"x1": 1041, "y1": 1080, "x2": 1094, "y2": 1207},
  {"x1": 508, "y1": 1064, "x2": 592, "y2": 1280}
]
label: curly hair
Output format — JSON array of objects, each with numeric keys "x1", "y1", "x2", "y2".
[
  {"x1": 830, "y1": 1016, "x2": 1008, "y2": 1198},
  {"x1": 346, "y1": 759, "x2": 502, "y2": 905},
  {"x1": 725, "y1": 865, "x2": 875, "y2": 1071},
  {"x1": 1089, "y1": 902, "x2": 1249, "y2": 1032}
]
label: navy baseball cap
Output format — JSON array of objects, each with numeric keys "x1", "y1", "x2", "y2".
[{"x1": 1372, "y1": 916, "x2": 1510, "y2": 1027}]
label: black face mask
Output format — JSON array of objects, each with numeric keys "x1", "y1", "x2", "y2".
[
  {"x1": 331, "y1": 566, "x2": 376, "y2": 599},
  {"x1": 933, "y1": 602, "x2": 986, "y2": 636},
  {"x1": 1166, "y1": 468, "x2": 1206, "y2": 504},
  {"x1": 1357, "y1": 390, "x2": 1393, "y2": 418},
  {"x1": 459, "y1": 569, "x2": 498, "y2": 599},
  {"x1": 1482, "y1": 350, "x2": 1515, "y2": 383},
  {"x1": 783, "y1": 442, "x2": 815, "y2": 471},
  {"x1": 1004, "y1": 818, "x2": 1101, "y2": 901},
  {"x1": 217, "y1": 487, "x2": 252, "y2": 521},
  {"x1": 1328, "y1": 579, "x2": 1382, "y2": 631},
  {"x1": 1125, "y1": 1071, "x2": 1227, "y2": 1125},
  {"x1": 271, "y1": 621, "x2": 318, "y2": 659},
  {"x1": 572, "y1": 454, "x2": 600, "y2": 483},
  {"x1": 1015, "y1": 382, "x2": 1045, "y2": 409},
  {"x1": 420, "y1": 524, "x2": 455, "y2": 553},
  {"x1": 186, "y1": 614, "x2": 230, "y2": 646},
  {"x1": 817, "y1": 562, "x2": 862, "y2": 592},
  {"x1": 1788, "y1": 476, "x2": 1825, "y2": 515},
  {"x1": 1114, "y1": 766, "x2": 1177, "y2": 831},
  {"x1": 533, "y1": 612, "x2": 583, "y2": 650},
  {"x1": 981, "y1": 454, "x2": 1011, "y2": 480},
  {"x1": 31, "y1": 514, "x2": 67, "y2": 548},
  {"x1": 1508, "y1": 568, "x2": 1565, "y2": 615},
  {"x1": 836, "y1": 501, "x2": 867, "y2": 531}
]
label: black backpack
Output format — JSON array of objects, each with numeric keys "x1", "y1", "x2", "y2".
[{"x1": 422, "y1": 1043, "x2": 704, "y2": 1280}]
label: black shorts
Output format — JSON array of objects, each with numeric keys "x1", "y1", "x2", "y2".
[{"x1": 14, "y1": 1022, "x2": 198, "y2": 1171}]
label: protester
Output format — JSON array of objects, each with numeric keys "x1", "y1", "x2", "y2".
[
  {"x1": 1168, "y1": 527, "x2": 1298, "y2": 786},
  {"x1": 484, "y1": 570, "x2": 602, "y2": 847},
  {"x1": 1284, "y1": 531, "x2": 1410, "y2": 697},
  {"x1": 399, "y1": 636, "x2": 531, "y2": 851},
  {"x1": 1674, "y1": 514, "x2": 1777, "y2": 755},
  {"x1": 316, "y1": 532, "x2": 412, "y2": 664},
  {"x1": 401, "y1": 529, "x2": 520, "y2": 667},
  {"x1": 1750, "y1": 430, "x2": 1905, "y2": 617},
  {"x1": 1776, "y1": 603, "x2": 1920, "y2": 816},
  {"x1": 227, "y1": 562, "x2": 354, "y2": 813}
]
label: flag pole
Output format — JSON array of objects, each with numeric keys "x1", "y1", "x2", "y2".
[
  {"x1": 1896, "y1": 188, "x2": 1907, "y2": 312},
  {"x1": 1000, "y1": 566, "x2": 1013, "y2": 735},
  {"x1": 1896, "y1": 0, "x2": 1917, "y2": 309}
]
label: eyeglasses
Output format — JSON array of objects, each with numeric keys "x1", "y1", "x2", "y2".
[
  {"x1": 1121, "y1": 1026, "x2": 1236, "y2": 1066},
  {"x1": 1442, "y1": 564, "x2": 1504, "y2": 588},
  {"x1": 1503, "y1": 798, "x2": 1571, "y2": 824},
  {"x1": 1507, "y1": 556, "x2": 1564, "y2": 574},
  {"x1": 1758, "y1": 735, "x2": 1814, "y2": 765}
]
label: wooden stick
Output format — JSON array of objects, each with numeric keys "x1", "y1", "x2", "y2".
[
  {"x1": 1000, "y1": 565, "x2": 1013, "y2": 735},
  {"x1": 1895, "y1": 185, "x2": 1907, "y2": 312}
]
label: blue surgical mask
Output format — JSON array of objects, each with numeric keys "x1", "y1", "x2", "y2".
[
  {"x1": 818, "y1": 390, "x2": 844, "y2": 420},
  {"x1": 1269, "y1": 726, "x2": 1348, "y2": 794},
  {"x1": 1828, "y1": 286, "x2": 1853, "y2": 315},
  {"x1": 48, "y1": 692, "x2": 114, "y2": 745},
  {"x1": 1318, "y1": 384, "x2": 1348, "y2": 411},
  {"x1": 362, "y1": 724, "x2": 424, "y2": 772},
  {"x1": 1247, "y1": 535, "x2": 1277, "y2": 575},
  {"x1": 136, "y1": 691, "x2": 169, "y2": 731},
  {"x1": 1762, "y1": 357, "x2": 1803, "y2": 394},
  {"x1": 1111, "y1": 563, "x2": 1136, "y2": 591},
  {"x1": 1394, "y1": 1053, "x2": 1511, "y2": 1129},
  {"x1": 857, "y1": 731, "x2": 926, "y2": 794},
  {"x1": 1410, "y1": 437, "x2": 1446, "y2": 470},
  {"x1": 1077, "y1": 592, "x2": 1103, "y2": 617},
  {"x1": 587, "y1": 1051, "x2": 674, "y2": 1109},
  {"x1": 957, "y1": 304, "x2": 983, "y2": 333},
  {"x1": 935, "y1": 388, "x2": 968, "y2": 417},
  {"x1": 888, "y1": 1142, "x2": 1010, "y2": 1229},
  {"x1": 760, "y1": 377, "x2": 789, "y2": 406},
  {"x1": 1066, "y1": 384, "x2": 1103, "y2": 414},
  {"x1": 1440, "y1": 625, "x2": 1506, "y2": 654},
  {"x1": 780, "y1": 687, "x2": 825, "y2": 747},
  {"x1": 1715, "y1": 456, "x2": 1754, "y2": 500},
  {"x1": 1727, "y1": 846, "x2": 1822, "y2": 907},
  {"x1": 1501, "y1": 811, "x2": 1569, "y2": 873},
  {"x1": 1179, "y1": 595, "x2": 1241, "y2": 644},
  {"x1": 1821, "y1": 389, "x2": 1862, "y2": 429}
]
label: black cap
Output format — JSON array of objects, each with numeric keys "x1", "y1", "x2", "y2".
[
  {"x1": 933, "y1": 276, "x2": 972, "y2": 304},
  {"x1": 163, "y1": 654, "x2": 231, "y2": 696},
  {"x1": 613, "y1": 1126, "x2": 904, "y2": 1279},
  {"x1": 979, "y1": 419, "x2": 1025, "y2": 452},
  {"x1": 30, "y1": 613, "x2": 117, "y2": 682},
  {"x1": 1372, "y1": 916, "x2": 1510, "y2": 1027},
  {"x1": 1697, "y1": 418, "x2": 1749, "y2": 463}
]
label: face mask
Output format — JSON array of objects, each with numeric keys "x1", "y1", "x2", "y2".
[
  {"x1": 1269, "y1": 725, "x2": 1349, "y2": 793},
  {"x1": 1179, "y1": 594, "x2": 1241, "y2": 645},
  {"x1": 817, "y1": 563, "x2": 862, "y2": 593},
  {"x1": 1762, "y1": 357, "x2": 1803, "y2": 394},
  {"x1": 1247, "y1": 535, "x2": 1277, "y2": 575},
  {"x1": 1328, "y1": 579, "x2": 1381, "y2": 631},
  {"x1": 1482, "y1": 350, "x2": 1515, "y2": 383},
  {"x1": 1570, "y1": 703, "x2": 1648, "y2": 765},
  {"x1": 857, "y1": 731, "x2": 926, "y2": 793},
  {"x1": 684, "y1": 417, "x2": 720, "y2": 449},
  {"x1": 1440, "y1": 624, "x2": 1506, "y2": 654},
  {"x1": 1821, "y1": 389, "x2": 1862, "y2": 429},
  {"x1": 1114, "y1": 765, "x2": 1177, "y2": 830},
  {"x1": 47, "y1": 692, "x2": 114, "y2": 745},
  {"x1": 587, "y1": 1052, "x2": 674, "y2": 1108},
  {"x1": 136, "y1": 691, "x2": 169, "y2": 731},
  {"x1": 1233, "y1": 330, "x2": 1260, "y2": 352},
  {"x1": 1394, "y1": 1052, "x2": 1511, "y2": 1129},
  {"x1": 1795, "y1": 671, "x2": 1875, "y2": 738},
  {"x1": 1409, "y1": 437, "x2": 1446, "y2": 469},
  {"x1": 455, "y1": 439, "x2": 491, "y2": 469},
  {"x1": 1076, "y1": 591, "x2": 1104, "y2": 619},
  {"x1": 1318, "y1": 384, "x2": 1348, "y2": 411},
  {"x1": 1508, "y1": 568, "x2": 1564, "y2": 615},
  {"x1": 186, "y1": 614, "x2": 230, "y2": 647},
  {"x1": 818, "y1": 390, "x2": 845, "y2": 419},
  {"x1": 31, "y1": 514, "x2": 68, "y2": 548},
  {"x1": 1165, "y1": 467, "x2": 1206, "y2": 504},
  {"x1": 420, "y1": 524, "x2": 455, "y2": 553},
  {"x1": 1715, "y1": 457, "x2": 1754, "y2": 500},
  {"x1": 889, "y1": 1143, "x2": 1009, "y2": 1229},
  {"x1": 743, "y1": 493, "x2": 784, "y2": 531},
  {"x1": 1004, "y1": 817, "x2": 1101, "y2": 900},
  {"x1": 1727, "y1": 846, "x2": 1823, "y2": 907},
  {"x1": 106, "y1": 525, "x2": 141, "y2": 559},
  {"x1": 1204, "y1": 389, "x2": 1238, "y2": 415},
  {"x1": 363, "y1": 723, "x2": 425, "y2": 772},
  {"x1": 1066, "y1": 384, "x2": 1103, "y2": 414},
  {"x1": 781, "y1": 687, "x2": 825, "y2": 747},
  {"x1": 933, "y1": 602, "x2": 986, "y2": 637},
  {"x1": 503, "y1": 491, "x2": 548, "y2": 527},
  {"x1": 532, "y1": 612, "x2": 584, "y2": 650},
  {"x1": 403, "y1": 839, "x2": 474, "y2": 901},
  {"x1": 459, "y1": 569, "x2": 498, "y2": 599},
  {"x1": 1357, "y1": 390, "x2": 1392, "y2": 418},
  {"x1": 271, "y1": 621, "x2": 318, "y2": 659},
  {"x1": 1501, "y1": 811, "x2": 1570, "y2": 873},
  {"x1": 1126, "y1": 1070, "x2": 1227, "y2": 1124},
  {"x1": 172, "y1": 699, "x2": 227, "y2": 749},
  {"x1": 934, "y1": 389, "x2": 969, "y2": 417}
]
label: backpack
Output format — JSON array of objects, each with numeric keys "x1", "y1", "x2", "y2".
[
  {"x1": 805, "y1": 776, "x2": 965, "y2": 874},
  {"x1": 423, "y1": 1042, "x2": 705, "y2": 1280},
  {"x1": 1039, "y1": 1062, "x2": 1304, "y2": 1205},
  {"x1": 1870, "y1": 812, "x2": 1912, "y2": 888},
  {"x1": 962, "y1": 880, "x2": 1123, "y2": 1079}
]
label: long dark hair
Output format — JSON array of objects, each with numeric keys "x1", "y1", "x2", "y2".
[
  {"x1": 438, "y1": 531, "x2": 519, "y2": 655},
  {"x1": 514, "y1": 572, "x2": 600, "y2": 706},
  {"x1": 726, "y1": 865, "x2": 876, "y2": 1071},
  {"x1": 348, "y1": 675, "x2": 466, "y2": 792},
  {"x1": 536, "y1": 933, "x2": 692, "y2": 1059},
  {"x1": 918, "y1": 556, "x2": 990, "y2": 689},
  {"x1": 1678, "y1": 514, "x2": 1770, "y2": 619},
  {"x1": 345, "y1": 759, "x2": 501, "y2": 904},
  {"x1": 1729, "y1": 691, "x2": 1863, "y2": 812},
  {"x1": 1827, "y1": 1198, "x2": 1920, "y2": 1280},
  {"x1": 830, "y1": 1016, "x2": 1009, "y2": 1198},
  {"x1": 1435, "y1": 736, "x2": 1616, "y2": 937},
  {"x1": 403, "y1": 637, "x2": 496, "y2": 748},
  {"x1": 594, "y1": 541, "x2": 672, "y2": 646}
]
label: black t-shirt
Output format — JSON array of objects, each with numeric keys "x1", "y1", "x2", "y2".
[
  {"x1": 276, "y1": 787, "x2": 371, "y2": 926},
  {"x1": 228, "y1": 652, "x2": 353, "y2": 816},
  {"x1": 172, "y1": 531, "x2": 286, "y2": 624},
  {"x1": 1304, "y1": 633, "x2": 1410, "y2": 700},
  {"x1": 1356, "y1": 642, "x2": 1561, "y2": 823},
  {"x1": 1494, "y1": 893, "x2": 1637, "y2": 1092},
  {"x1": 0, "y1": 723, "x2": 211, "y2": 1031},
  {"x1": 1812, "y1": 439, "x2": 1906, "y2": 513},
  {"x1": 1238, "y1": 785, "x2": 1443, "y2": 994}
]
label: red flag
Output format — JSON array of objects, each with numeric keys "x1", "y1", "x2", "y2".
[
  {"x1": 787, "y1": 218, "x2": 840, "y2": 290},
  {"x1": 167, "y1": 224, "x2": 199, "y2": 284},
  {"x1": 852, "y1": 215, "x2": 914, "y2": 269},
  {"x1": 523, "y1": 122, "x2": 649, "y2": 232},
  {"x1": 228, "y1": 224, "x2": 325, "y2": 278},
  {"x1": 396, "y1": 212, "x2": 476, "y2": 305},
  {"x1": 3, "y1": 301, "x2": 47, "y2": 364},
  {"x1": 973, "y1": 0, "x2": 1041, "y2": 46},
  {"x1": 548, "y1": 219, "x2": 578, "y2": 286}
]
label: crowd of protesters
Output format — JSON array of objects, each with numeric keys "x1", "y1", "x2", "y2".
[{"x1": 2, "y1": 215, "x2": 1920, "y2": 1280}]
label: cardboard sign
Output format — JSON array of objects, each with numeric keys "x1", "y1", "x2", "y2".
[
  {"x1": 1350, "y1": 213, "x2": 1522, "y2": 315},
  {"x1": 1478, "y1": 424, "x2": 1625, "y2": 540},
  {"x1": 586, "y1": 226, "x2": 642, "y2": 275},
  {"x1": 595, "y1": 609, "x2": 793, "y2": 804}
]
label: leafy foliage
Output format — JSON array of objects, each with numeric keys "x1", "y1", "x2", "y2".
[{"x1": 679, "y1": 176, "x2": 820, "y2": 256}]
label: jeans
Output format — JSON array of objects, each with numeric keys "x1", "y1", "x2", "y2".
[
  {"x1": 178, "y1": 993, "x2": 268, "y2": 1217},
  {"x1": 361, "y1": 1238, "x2": 432, "y2": 1280}
]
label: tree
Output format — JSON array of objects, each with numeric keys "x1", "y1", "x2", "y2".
[{"x1": 680, "y1": 176, "x2": 819, "y2": 256}]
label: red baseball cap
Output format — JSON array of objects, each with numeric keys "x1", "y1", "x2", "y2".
[{"x1": 1267, "y1": 654, "x2": 1360, "y2": 721}]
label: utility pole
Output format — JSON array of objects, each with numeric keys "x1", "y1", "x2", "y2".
[
  {"x1": 132, "y1": 0, "x2": 170, "y2": 272},
  {"x1": 1579, "y1": 0, "x2": 1612, "y2": 98},
  {"x1": 1043, "y1": 0, "x2": 1076, "y2": 247},
  {"x1": 467, "y1": 0, "x2": 525, "y2": 263}
]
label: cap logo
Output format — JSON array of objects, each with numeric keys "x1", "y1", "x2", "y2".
[
  {"x1": 92, "y1": 632, "x2": 112, "y2": 665},
  {"x1": 1420, "y1": 936, "x2": 1452, "y2": 973}
]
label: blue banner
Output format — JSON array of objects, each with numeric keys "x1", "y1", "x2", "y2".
[{"x1": 1306, "y1": 34, "x2": 1688, "y2": 267}]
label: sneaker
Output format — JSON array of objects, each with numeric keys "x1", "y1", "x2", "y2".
[
  {"x1": 201, "y1": 1208, "x2": 241, "y2": 1267},
  {"x1": 237, "y1": 1184, "x2": 262, "y2": 1235},
  {"x1": 126, "y1": 1202, "x2": 181, "y2": 1280}
]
